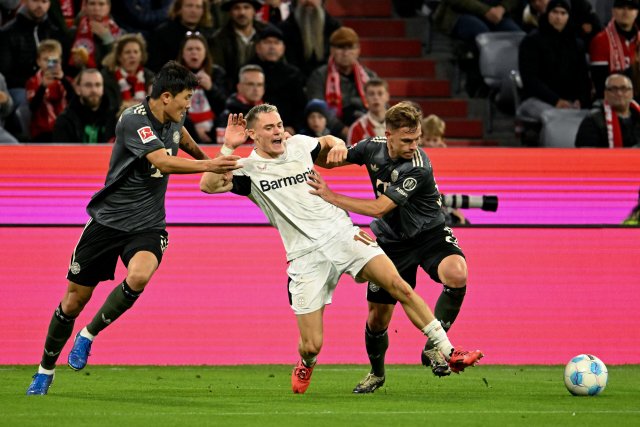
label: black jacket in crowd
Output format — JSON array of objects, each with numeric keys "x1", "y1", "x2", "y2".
[
  {"x1": 575, "y1": 102, "x2": 640, "y2": 148},
  {"x1": 0, "y1": 10, "x2": 69, "y2": 89},
  {"x1": 52, "y1": 95, "x2": 118, "y2": 143},
  {"x1": 519, "y1": 12, "x2": 592, "y2": 108}
]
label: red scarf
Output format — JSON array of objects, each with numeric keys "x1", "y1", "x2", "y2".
[
  {"x1": 604, "y1": 99, "x2": 640, "y2": 147},
  {"x1": 189, "y1": 87, "x2": 214, "y2": 128},
  {"x1": 604, "y1": 19, "x2": 640, "y2": 72},
  {"x1": 59, "y1": 0, "x2": 77, "y2": 29},
  {"x1": 115, "y1": 67, "x2": 147, "y2": 102},
  {"x1": 25, "y1": 71, "x2": 68, "y2": 138},
  {"x1": 324, "y1": 56, "x2": 369, "y2": 119},
  {"x1": 71, "y1": 15, "x2": 121, "y2": 68}
]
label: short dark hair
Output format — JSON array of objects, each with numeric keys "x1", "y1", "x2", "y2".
[{"x1": 150, "y1": 61, "x2": 199, "y2": 98}]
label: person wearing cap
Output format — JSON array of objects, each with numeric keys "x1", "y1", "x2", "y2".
[
  {"x1": 146, "y1": 0, "x2": 216, "y2": 73},
  {"x1": 248, "y1": 25, "x2": 306, "y2": 132},
  {"x1": 306, "y1": 26, "x2": 378, "y2": 139},
  {"x1": 299, "y1": 98, "x2": 332, "y2": 137},
  {"x1": 278, "y1": 0, "x2": 341, "y2": 75},
  {"x1": 520, "y1": 0, "x2": 601, "y2": 46},
  {"x1": 208, "y1": 0, "x2": 269, "y2": 87},
  {"x1": 590, "y1": 0, "x2": 640, "y2": 99},
  {"x1": 516, "y1": 0, "x2": 592, "y2": 133}
]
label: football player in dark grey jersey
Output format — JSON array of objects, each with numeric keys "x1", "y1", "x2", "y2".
[
  {"x1": 27, "y1": 61, "x2": 241, "y2": 396},
  {"x1": 309, "y1": 101, "x2": 480, "y2": 393}
]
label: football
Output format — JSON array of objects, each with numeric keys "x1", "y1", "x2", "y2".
[{"x1": 563, "y1": 354, "x2": 608, "y2": 396}]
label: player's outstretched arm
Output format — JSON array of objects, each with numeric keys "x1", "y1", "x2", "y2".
[
  {"x1": 314, "y1": 135, "x2": 350, "y2": 169},
  {"x1": 179, "y1": 127, "x2": 210, "y2": 160},
  {"x1": 308, "y1": 170, "x2": 397, "y2": 218},
  {"x1": 146, "y1": 148, "x2": 241, "y2": 175}
]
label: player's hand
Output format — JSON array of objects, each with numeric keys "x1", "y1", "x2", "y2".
[
  {"x1": 224, "y1": 114, "x2": 248, "y2": 149},
  {"x1": 307, "y1": 169, "x2": 335, "y2": 203},
  {"x1": 326, "y1": 141, "x2": 348, "y2": 164},
  {"x1": 206, "y1": 155, "x2": 242, "y2": 173}
]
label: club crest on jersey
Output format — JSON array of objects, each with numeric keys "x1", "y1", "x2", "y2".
[
  {"x1": 173, "y1": 131, "x2": 180, "y2": 144},
  {"x1": 403, "y1": 177, "x2": 417, "y2": 191},
  {"x1": 391, "y1": 169, "x2": 399, "y2": 182},
  {"x1": 69, "y1": 262, "x2": 81, "y2": 275},
  {"x1": 137, "y1": 126, "x2": 157, "y2": 144}
]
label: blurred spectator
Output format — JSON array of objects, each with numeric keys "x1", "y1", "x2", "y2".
[
  {"x1": 0, "y1": 72, "x2": 18, "y2": 143},
  {"x1": 0, "y1": 0, "x2": 70, "y2": 108},
  {"x1": 419, "y1": 113, "x2": 468, "y2": 225},
  {"x1": 217, "y1": 64, "x2": 264, "y2": 130},
  {"x1": 520, "y1": 0, "x2": 601, "y2": 45},
  {"x1": 299, "y1": 98, "x2": 331, "y2": 137},
  {"x1": 590, "y1": 0, "x2": 640, "y2": 99},
  {"x1": 0, "y1": 0, "x2": 20, "y2": 26},
  {"x1": 517, "y1": 0, "x2": 591, "y2": 125},
  {"x1": 68, "y1": 0, "x2": 122, "y2": 73},
  {"x1": 420, "y1": 114, "x2": 447, "y2": 148},
  {"x1": 26, "y1": 39, "x2": 74, "y2": 142},
  {"x1": 306, "y1": 27, "x2": 377, "y2": 139},
  {"x1": 434, "y1": 0, "x2": 521, "y2": 42},
  {"x1": 248, "y1": 25, "x2": 306, "y2": 133},
  {"x1": 52, "y1": 68, "x2": 117, "y2": 143},
  {"x1": 433, "y1": 0, "x2": 521, "y2": 96},
  {"x1": 52, "y1": 0, "x2": 83, "y2": 29},
  {"x1": 146, "y1": 0, "x2": 215, "y2": 72},
  {"x1": 257, "y1": 0, "x2": 291, "y2": 24},
  {"x1": 110, "y1": 0, "x2": 172, "y2": 36},
  {"x1": 101, "y1": 33, "x2": 154, "y2": 112},
  {"x1": 346, "y1": 78, "x2": 389, "y2": 145},
  {"x1": 575, "y1": 73, "x2": 640, "y2": 147},
  {"x1": 177, "y1": 32, "x2": 228, "y2": 143},
  {"x1": 209, "y1": 0, "x2": 268, "y2": 87},
  {"x1": 279, "y1": 0, "x2": 341, "y2": 75}
]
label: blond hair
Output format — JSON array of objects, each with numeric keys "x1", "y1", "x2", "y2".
[
  {"x1": 421, "y1": 114, "x2": 446, "y2": 138},
  {"x1": 37, "y1": 39, "x2": 62, "y2": 58}
]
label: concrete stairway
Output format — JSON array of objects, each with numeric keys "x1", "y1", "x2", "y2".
[{"x1": 326, "y1": 0, "x2": 515, "y2": 146}]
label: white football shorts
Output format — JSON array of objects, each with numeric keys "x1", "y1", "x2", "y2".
[{"x1": 287, "y1": 226, "x2": 385, "y2": 315}]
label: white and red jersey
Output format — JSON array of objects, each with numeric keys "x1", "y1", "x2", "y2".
[
  {"x1": 590, "y1": 28, "x2": 639, "y2": 72},
  {"x1": 231, "y1": 135, "x2": 354, "y2": 261},
  {"x1": 347, "y1": 113, "x2": 385, "y2": 146}
]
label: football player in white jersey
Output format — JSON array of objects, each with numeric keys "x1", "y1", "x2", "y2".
[{"x1": 200, "y1": 105, "x2": 483, "y2": 394}]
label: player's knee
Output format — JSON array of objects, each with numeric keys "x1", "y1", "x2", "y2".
[
  {"x1": 443, "y1": 269, "x2": 467, "y2": 287},
  {"x1": 126, "y1": 267, "x2": 154, "y2": 290}
]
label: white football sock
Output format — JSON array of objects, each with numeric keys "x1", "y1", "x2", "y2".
[
  {"x1": 80, "y1": 326, "x2": 95, "y2": 341},
  {"x1": 422, "y1": 319, "x2": 454, "y2": 360}
]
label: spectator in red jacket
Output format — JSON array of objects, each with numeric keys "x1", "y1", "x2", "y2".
[{"x1": 25, "y1": 39, "x2": 74, "y2": 142}]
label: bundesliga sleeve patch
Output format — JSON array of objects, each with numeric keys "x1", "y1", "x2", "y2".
[{"x1": 137, "y1": 126, "x2": 157, "y2": 144}]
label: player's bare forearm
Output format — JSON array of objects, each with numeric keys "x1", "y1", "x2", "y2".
[
  {"x1": 315, "y1": 135, "x2": 350, "y2": 169},
  {"x1": 308, "y1": 170, "x2": 396, "y2": 218},
  {"x1": 200, "y1": 171, "x2": 233, "y2": 194},
  {"x1": 179, "y1": 127, "x2": 210, "y2": 160},
  {"x1": 147, "y1": 148, "x2": 240, "y2": 174}
]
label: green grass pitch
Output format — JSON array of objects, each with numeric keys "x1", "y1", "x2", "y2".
[{"x1": 2, "y1": 365, "x2": 639, "y2": 426}]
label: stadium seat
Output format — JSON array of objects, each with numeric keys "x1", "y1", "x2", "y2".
[
  {"x1": 539, "y1": 109, "x2": 590, "y2": 147},
  {"x1": 475, "y1": 31, "x2": 526, "y2": 133}
]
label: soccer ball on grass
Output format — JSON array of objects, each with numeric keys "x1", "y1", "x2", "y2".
[{"x1": 563, "y1": 354, "x2": 608, "y2": 396}]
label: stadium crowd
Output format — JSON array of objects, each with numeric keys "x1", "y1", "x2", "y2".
[{"x1": 1, "y1": 0, "x2": 640, "y2": 147}]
